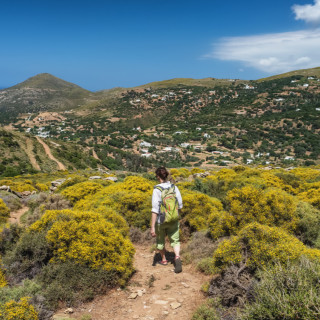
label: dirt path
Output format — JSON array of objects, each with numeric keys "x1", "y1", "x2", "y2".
[
  {"x1": 36, "y1": 136, "x2": 66, "y2": 171},
  {"x1": 92, "y1": 149, "x2": 100, "y2": 160},
  {"x1": 26, "y1": 138, "x2": 41, "y2": 171},
  {"x1": 8, "y1": 206, "x2": 28, "y2": 225},
  {"x1": 56, "y1": 245, "x2": 210, "y2": 320},
  {"x1": 17, "y1": 137, "x2": 41, "y2": 171}
]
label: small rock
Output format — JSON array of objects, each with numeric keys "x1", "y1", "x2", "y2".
[
  {"x1": 137, "y1": 290, "x2": 144, "y2": 297},
  {"x1": 181, "y1": 282, "x2": 189, "y2": 288},
  {"x1": 163, "y1": 311, "x2": 169, "y2": 315},
  {"x1": 64, "y1": 307, "x2": 74, "y2": 314},
  {"x1": 133, "y1": 316, "x2": 139, "y2": 319},
  {"x1": 21, "y1": 191, "x2": 31, "y2": 196},
  {"x1": 105, "y1": 176, "x2": 118, "y2": 182},
  {"x1": 89, "y1": 176, "x2": 102, "y2": 180},
  {"x1": 129, "y1": 292, "x2": 138, "y2": 299},
  {"x1": 177, "y1": 298, "x2": 184, "y2": 303},
  {"x1": 170, "y1": 302, "x2": 181, "y2": 310},
  {"x1": 154, "y1": 300, "x2": 168, "y2": 305}
]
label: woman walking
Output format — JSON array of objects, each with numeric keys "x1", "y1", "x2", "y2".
[{"x1": 150, "y1": 167, "x2": 183, "y2": 273}]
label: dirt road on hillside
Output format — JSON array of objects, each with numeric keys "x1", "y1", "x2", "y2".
[
  {"x1": 55, "y1": 245, "x2": 210, "y2": 320},
  {"x1": 36, "y1": 137, "x2": 66, "y2": 171}
]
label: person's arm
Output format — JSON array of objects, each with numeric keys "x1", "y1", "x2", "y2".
[
  {"x1": 151, "y1": 212, "x2": 157, "y2": 237},
  {"x1": 151, "y1": 188, "x2": 160, "y2": 237},
  {"x1": 175, "y1": 186, "x2": 183, "y2": 209}
]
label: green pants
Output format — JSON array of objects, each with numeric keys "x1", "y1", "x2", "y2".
[{"x1": 155, "y1": 220, "x2": 180, "y2": 250}]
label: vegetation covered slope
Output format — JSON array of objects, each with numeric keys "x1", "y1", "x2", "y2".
[
  {"x1": 0, "y1": 67, "x2": 320, "y2": 174},
  {"x1": 0, "y1": 166, "x2": 320, "y2": 319},
  {"x1": 0, "y1": 129, "x2": 100, "y2": 177}
]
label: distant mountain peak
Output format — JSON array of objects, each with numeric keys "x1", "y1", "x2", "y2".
[{"x1": 8, "y1": 73, "x2": 89, "y2": 91}]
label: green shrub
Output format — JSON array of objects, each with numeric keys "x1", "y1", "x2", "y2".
[
  {"x1": 0, "y1": 279, "x2": 42, "y2": 304},
  {"x1": 192, "y1": 298, "x2": 225, "y2": 320},
  {"x1": 295, "y1": 201, "x2": 320, "y2": 248},
  {"x1": 240, "y1": 257, "x2": 320, "y2": 320},
  {"x1": 2, "y1": 231, "x2": 52, "y2": 284},
  {"x1": 37, "y1": 261, "x2": 120, "y2": 308}
]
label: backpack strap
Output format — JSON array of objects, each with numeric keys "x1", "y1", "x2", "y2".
[{"x1": 154, "y1": 185, "x2": 164, "y2": 191}]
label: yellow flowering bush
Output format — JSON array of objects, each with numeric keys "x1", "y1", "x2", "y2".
[
  {"x1": 191, "y1": 167, "x2": 205, "y2": 174},
  {"x1": 170, "y1": 168, "x2": 190, "y2": 179},
  {"x1": 75, "y1": 182, "x2": 152, "y2": 229},
  {"x1": 122, "y1": 176, "x2": 153, "y2": 192},
  {"x1": 0, "y1": 259, "x2": 7, "y2": 288},
  {"x1": 223, "y1": 186, "x2": 298, "y2": 235},
  {"x1": 298, "y1": 188, "x2": 320, "y2": 209},
  {"x1": 30, "y1": 209, "x2": 135, "y2": 280},
  {"x1": 61, "y1": 181, "x2": 103, "y2": 204},
  {"x1": 211, "y1": 223, "x2": 320, "y2": 272},
  {"x1": 0, "y1": 199, "x2": 10, "y2": 223},
  {"x1": 290, "y1": 168, "x2": 320, "y2": 182},
  {"x1": 0, "y1": 180, "x2": 36, "y2": 193},
  {"x1": 181, "y1": 190, "x2": 223, "y2": 231},
  {"x1": 0, "y1": 297, "x2": 38, "y2": 320},
  {"x1": 35, "y1": 183, "x2": 49, "y2": 192}
]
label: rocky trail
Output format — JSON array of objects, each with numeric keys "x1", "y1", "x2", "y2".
[{"x1": 55, "y1": 245, "x2": 210, "y2": 320}]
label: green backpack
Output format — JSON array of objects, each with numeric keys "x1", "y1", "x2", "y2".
[{"x1": 155, "y1": 184, "x2": 179, "y2": 224}]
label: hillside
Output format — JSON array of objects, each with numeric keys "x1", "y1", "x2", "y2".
[
  {"x1": 0, "y1": 128, "x2": 101, "y2": 177},
  {"x1": 0, "y1": 73, "x2": 98, "y2": 122},
  {"x1": 0, "y1": 67, "x2": 320, "y2": 175},
  {"x1": 258, "y1": 66, "x2": 320, "y2": 82},
  {"x1": 0, "y1": 167, "x2": 320, "y2": 320}
]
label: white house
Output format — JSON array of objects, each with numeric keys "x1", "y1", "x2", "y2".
[
  {"x1": 141, "y1": 153, "x2": 152, "y2": 158},
  {"x1": 303, "y1": 84, "x2": 309, "y2": 87},
  {"x1": 244, "y1": 84, "x2": 255, "y2": 90},
  {"x1": 247, "y1": 159, "x2": 254, "y2": 164},
  {"x1": 151, "y1": 94, "x2": 159, "y2": 98},
  {"x1": 180, "y1": 143, "x2": 190, "y2": 148},
  {"x1": 140, "y1": 141, "x2": 152, "y2": 148},
  {"x1": 196, "y1": 127, "x2": 202, "y2": 131},
  {"x1": 316, "y1": 108, "x2": 320, "y2": 111},
  {"x1": 203, "y1": 133, "x2": 211, "y2": 138},
  {"x1": 284, "y1": 156, "x2": 295, "y2": 161}
]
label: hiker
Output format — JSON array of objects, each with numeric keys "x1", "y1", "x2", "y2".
[{"x1": 151, "y1": 166, "x2": 183, "y2": 273}]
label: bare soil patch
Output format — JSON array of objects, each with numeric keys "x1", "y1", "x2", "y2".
[{"x1": 55, "y1": 245, "x2": 210, "y2": 320}]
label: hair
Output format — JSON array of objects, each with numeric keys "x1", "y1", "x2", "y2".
[{"x1": 155, "y1": 167, "x2": 169, "y2": 181}]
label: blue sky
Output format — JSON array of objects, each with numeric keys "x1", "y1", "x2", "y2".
[{"x1": 1, "y1": 0, "x2": 320, "y2": 91}]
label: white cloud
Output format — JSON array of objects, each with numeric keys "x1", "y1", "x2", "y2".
[
  {"x1": 207, "y1": 29, "x2": 320, "y2": 74},
  {"x1": 293, "y1": 0, "x2": 320, "y2": 24}
]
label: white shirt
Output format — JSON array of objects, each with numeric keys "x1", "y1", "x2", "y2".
[{"x1": 151, "y1": 182, "x2": 183, "y2": 215}]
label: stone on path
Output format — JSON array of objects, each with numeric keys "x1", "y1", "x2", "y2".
[
  {"x1": 170, "y1": 302, "x2": 182, "y2": 310},
  {"x1": 129, "y1": 292, "x2": 138, "y2": 299}
]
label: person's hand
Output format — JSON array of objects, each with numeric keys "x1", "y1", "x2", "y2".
[{"x1": 150, "y1": 227, "x2": 156, "y2": 237}]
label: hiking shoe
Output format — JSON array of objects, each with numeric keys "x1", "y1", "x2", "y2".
[{"x1": 174, "y1": 258, "x2": 182, "y2": 273}]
